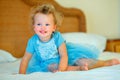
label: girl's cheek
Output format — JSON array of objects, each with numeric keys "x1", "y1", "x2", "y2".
[
  {"x1": 34, "y1": 27, "x2": 38, "y2": 30},
  {"x1": 33, "y1": 27, "x2": 38, "y2": 32}
]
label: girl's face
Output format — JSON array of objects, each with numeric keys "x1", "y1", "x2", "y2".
[{"x1": 33, "y1": 13, "x2": 56, "y2": 42}]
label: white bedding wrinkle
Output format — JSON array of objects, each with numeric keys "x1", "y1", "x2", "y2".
[
  {"x1": 0, "y1": 49, "x2": 17, "y2": 63},
  {"x1": 0, "y1": 59, "x2": 21, "y2": 74},
  {"x1": 99, "y1": 51, "x2": 120, "y2": 60}
]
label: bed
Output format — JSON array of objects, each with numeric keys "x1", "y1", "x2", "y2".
[{"x1": 0, "y1": 0, "x2": 120, "y2": 80}]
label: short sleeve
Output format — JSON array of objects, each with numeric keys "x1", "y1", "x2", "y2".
[
  {"x1": 53, "y1": 31, "x2": 65, "y2": 48},
  {"x1": 26, "y1": 38, "x2": 35, "y2": 54}
]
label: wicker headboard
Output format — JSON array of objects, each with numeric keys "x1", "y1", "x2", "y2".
[{"x1": 0, "y1": 0, "x2": 86, "y2": 58}]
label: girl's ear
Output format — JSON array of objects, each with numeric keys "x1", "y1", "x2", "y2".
[{"x1": 53, "y1": 25, "x2": 57, "y2": 31}]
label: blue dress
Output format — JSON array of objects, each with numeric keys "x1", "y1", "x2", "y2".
[{"x1": 26, "y1": 31, "x2": 101, "y2": 73}]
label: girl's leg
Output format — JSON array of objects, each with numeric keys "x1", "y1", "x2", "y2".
[
  {"x1": 48, "y1": 59, "x2": 120, "y2": 72},
  {"x1": 66, "y1": 64, "x2": 88, "y2": 71},
  {"x1": 75, "y1": 58, "x2": 120, "y2": 70},
  {"x1": 88, "y1": 58, "x2": 120, "y2": 69},
  {"x1": 48, "y1": 63, "x2": 88, "y2": 72}
]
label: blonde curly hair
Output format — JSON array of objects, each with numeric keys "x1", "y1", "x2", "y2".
[{"x1": 30, "y1": 4, "x2": 63, "y2": 29}]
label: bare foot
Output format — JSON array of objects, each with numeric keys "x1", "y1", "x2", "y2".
[
  {"x1": 105, "y1": 59, "x2": 120, "y2": 66},
  {"x1": 79, "y1": 63, "x2": 88, "y2": 71}
]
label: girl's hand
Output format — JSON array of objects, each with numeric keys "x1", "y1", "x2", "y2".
[
  {"x1": 53, "y1": 70, "x2": 58, "y2": 73},
  {"x1": 53, "y1": 70, "x2": 62, "y2": 73}
]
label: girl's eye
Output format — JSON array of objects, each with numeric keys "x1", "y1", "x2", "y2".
[
  {"x1": 37, "y1": 24, "x2": 41, "y2": 26},
  {"x1": 46, "y1": 24, "x2": 50, "y2": 26}
]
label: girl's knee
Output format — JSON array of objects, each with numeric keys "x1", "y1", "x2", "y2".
[{"x1": 48, "y1": 63, "x2": 58, "y2": 72}]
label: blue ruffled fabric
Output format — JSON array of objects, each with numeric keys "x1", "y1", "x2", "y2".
[
  {"x1": 27, "y1": 53, "x2": 60, "y2": 73},
  {"x1": 66, "y1": 42, "x2": 101, "y2": 65},
  {"x1": 27, "y1": 42, "x2": 101, "y2": 73}
]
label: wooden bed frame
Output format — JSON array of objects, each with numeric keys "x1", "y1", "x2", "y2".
[
  {"x1": 0, "y1": 0, "x2": 116, "y2": 58},
  {"x1": 2, "y1": 0, "x2": 116, "y2": 58},
  {"x1": 0, "y1": 0, "x2": 86, "y2": 58}
]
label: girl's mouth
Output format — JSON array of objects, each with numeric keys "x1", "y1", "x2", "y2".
[{"x1": 39, "y1": 31, "x2": 47, "y2": 34}]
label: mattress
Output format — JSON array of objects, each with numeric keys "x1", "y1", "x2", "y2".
[{"x1": 0, "y1": 51, "x2": 120, "y2": 80}]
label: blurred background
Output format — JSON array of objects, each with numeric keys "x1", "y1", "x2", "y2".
[{"x1": 0, "y1": 0, "x2": 119, "y2": 39}]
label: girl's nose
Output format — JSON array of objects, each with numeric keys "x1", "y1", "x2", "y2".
[{"x1": 41, "y1": 26, "x2": 46, "y2": 30}]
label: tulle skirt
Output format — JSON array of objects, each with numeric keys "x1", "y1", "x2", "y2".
[
  {"x1": 27, "y1": 42, "x2": 100, "y2": 73},
  {"x1": 66, "y1": 42, "x2": 100, "y2": 65}
]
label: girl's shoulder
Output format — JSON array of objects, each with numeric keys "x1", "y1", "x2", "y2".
[
  {"x1": 28, "y1": 34, "x2": 39, "y2": 41},
  {"x1": 53, "y1": 31, "x2": 62, "y2": 38}
]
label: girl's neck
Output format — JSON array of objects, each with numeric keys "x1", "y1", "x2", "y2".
[{"x1": 39, "y1": 35, "x2": 52, "y2": 42}]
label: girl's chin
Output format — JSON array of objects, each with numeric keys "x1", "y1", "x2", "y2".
[
  {"x1": 38, "y1": 33, "x2": 49, "y2": 37},
  {"x1": 37, "y1": 32, "x2": 51, "y2": 37},
  {"x1": 37, "y1": 32, "x2": 47, "y2": 35},
  {"x1": 38, "y1": 34, "x2": 46, "y2": 37}
]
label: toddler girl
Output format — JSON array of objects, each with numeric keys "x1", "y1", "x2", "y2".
[{"x1": 19, "y1": 4, "x2": 120, "y2": 74}]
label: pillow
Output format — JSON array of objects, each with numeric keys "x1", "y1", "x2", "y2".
[
  {"x1": 0, "y1": 49, "x2": 17, "y2": 63},
  {"x1": 62, "y1": 32, "x2": 107, "y2": 52}
]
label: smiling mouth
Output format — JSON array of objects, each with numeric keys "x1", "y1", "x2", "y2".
[{"x1": 39, "y1": 31, "x2": 47, "y2": 34}]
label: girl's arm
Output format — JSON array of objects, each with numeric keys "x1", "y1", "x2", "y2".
[
  {"x1": 19, "y1": 52, "x2": 32, "y2": 74},
  {"x1": 58, "y1": 43, "x2": 68, "y2": 71}
]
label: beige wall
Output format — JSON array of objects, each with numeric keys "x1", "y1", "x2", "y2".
[{"x1": 55, "y1": 0, "x2": 119, "y2": 39}]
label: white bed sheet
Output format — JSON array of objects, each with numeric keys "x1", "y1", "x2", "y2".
[{"x1": 0, "y1": 51, "x2": 120, "y2": 80}]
